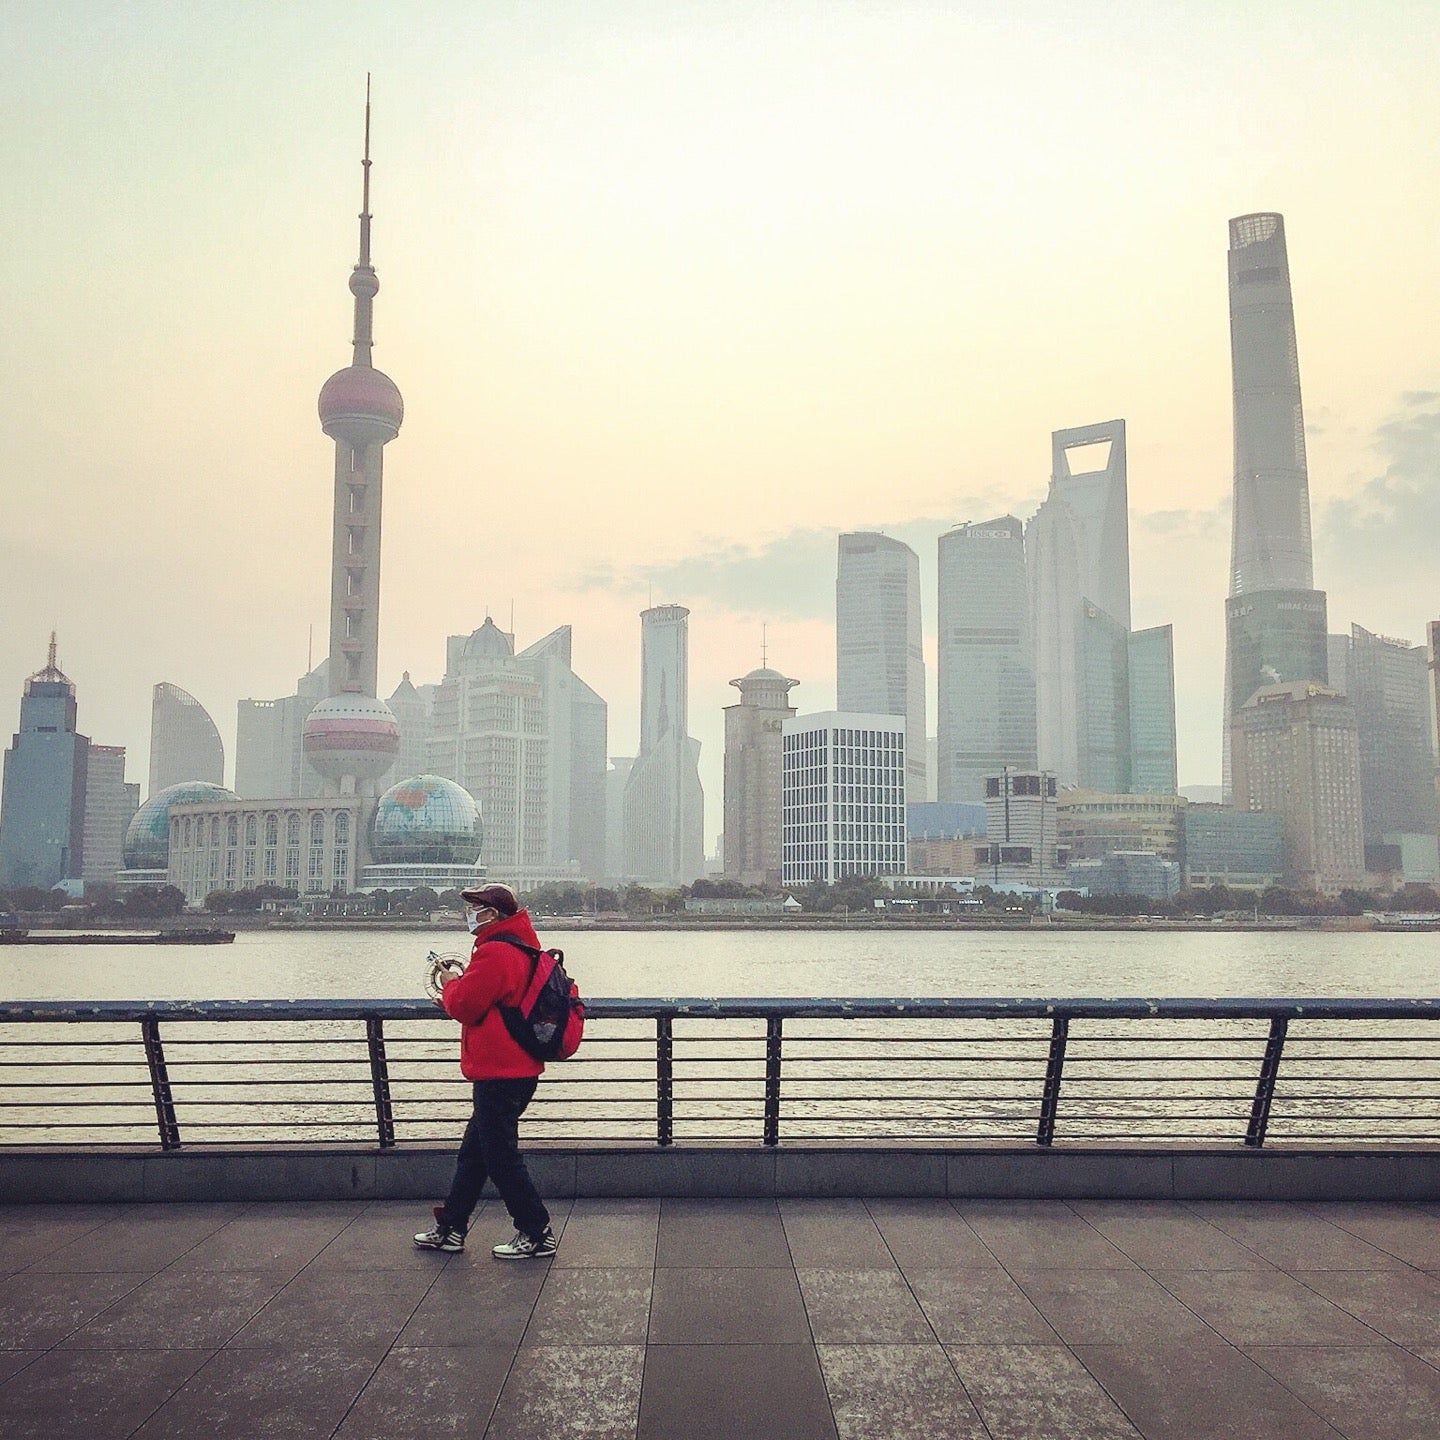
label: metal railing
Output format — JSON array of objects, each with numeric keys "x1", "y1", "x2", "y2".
[{"x1": 1, "y1": 997, "x2": 1437, "y2": 1150}]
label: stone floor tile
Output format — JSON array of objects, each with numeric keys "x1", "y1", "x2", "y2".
[
  {"x1": 865, "y1": 1200, "x2": 1001, "y2": 1269},
  {"x1": 955, "y1": 1201, "x2": 1134, "y2": 1269},
  {"x1": 1154, "y1": 1268, "x2": 1385, "y2": 1346},
  {"x1": 947, "y1": 1343, "x2": 1140, "y2": 1440},
  {"x1": 64, "y1": 1268, "x2": 290, "y2": 1349},
  {"x1": 335, "y1": 1345, "x2": 514, "y2": 1439},
  {"x1": 782, "y1": 1200, "x2": 896, "y2": 1270},
  {"x1": 525, "y1": 1266, "x2": 652, "y2": 1344},
  {"x1": 397, "y1": 1261, "x2": 548, "y2": 1347},
  {"x1": 1069, "y1": 1201, "x2": 1275, "y2": 1271},
  {"x1": 797, "y1": 1268, "x2": 932, "y2": 1343},
  {"x1": 227, "y1": 1266, "x2": 434, "y2": 1349},
  {"x1": 818, "y1": 1342, "x2": 986, "y2": 1439},
  {"x1": 1299, "y1": 1202, "x2": 1440, "y2": 1269},
  {"x1": 909, "y1": 1268, "x2": 1058, "y2": 1344},
  {"x1": 133, "y1": 1346, "x2": 382, "y2": 1439},
  {"x1": 648, "y1": 1266, "x2": 811, "y2": 1344},
  {"x1": 1184, "y1": 1202, "x2": 1404, "y2": 1270},
  {"x1": 1073, "y1": 1337, "x2": 1342, "y2": 1440},
  {"x1": 551, "y1": 1204, "x2": 658, "y2": 1269},
  {"x1": 29, "y1": 1204, "x2": 247, "y2": 1274},
  {"x1": 0, "y1": 1346, "x2": 212, "y2": 1440},
  {"x1": 0, "y1": 1270, "x2": 148, "y2": 1349},
  {"x1": 656, "y1": 1199, "x2": 792, "y2": 1267},
  {"x1": 0, "y1": 1350, "x2": 41, "y2": 1383},
  {"x1": 0, "y1": 1205, "x2": 129, "y2": 1273},
  {"x1": 1290, "y1": 1267, "x2": 1440, "y2": 1346},
  {"x1": 164, "y1": 1207, "x2": 355, "y2": 1273},
  {"x1": 1012, "y1": 1268, "x2": 1217, "y2": 1346},
  {"x1": 639, "y1": 1344, "x2": 837, "y2": 1440},
  {"x1": 310, "y1": 1200, "x2": 486, "y2": 1269},
  {"x1": 1247, "y1": 1343, "x2": 1440, "y2": 1440},
  {"x1": 486, "y1": 1343, "x2": 644, "y2": 1440}
]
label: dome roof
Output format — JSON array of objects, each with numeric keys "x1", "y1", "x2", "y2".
[
  {"x1": 463, "y1": 618, "x2": 514, "y2": 662},
  {"x1": 730, "y1": 666, "x2": 799, "y2": 695},
  {"x1": 302, "y1": 694, "x2": 401, "y2": 784},
  {"x1": 370, "y1": 774, "x2": 482, "y2": 864},
  {"x1": 318, "y1": 365, "x2": 404, "y2": 443},
  {"x1": 124, "y1": 781, "x2": 237, "y2": 870}
]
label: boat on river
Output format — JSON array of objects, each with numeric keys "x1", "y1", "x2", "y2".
[{"x1": 0, "y1": 930, "x2": 236, "y2": 946}]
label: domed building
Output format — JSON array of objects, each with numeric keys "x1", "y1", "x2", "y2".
[
  {"x1": 119, "y1": 781, "x2": 237, "y2": 887},
  {"x1": 357, "y1": 774, "x2": 484, "y2": 894}
]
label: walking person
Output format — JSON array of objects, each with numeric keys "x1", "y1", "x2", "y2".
[{"x1": 414, "y1": 882, "x2": 558, "y2": 1258}]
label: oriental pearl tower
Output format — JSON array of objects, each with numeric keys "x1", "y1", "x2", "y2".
[{"x1": 303, "y1": 80, "x2": 403, "y2": 795}]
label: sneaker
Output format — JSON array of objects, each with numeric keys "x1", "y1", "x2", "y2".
[
  {"x1": 491, "y1": 1227, "x2": 558, "y2": 1260},
  {"x1": 413, "y1": 1205, "x2": 465, "y2": 1253}
]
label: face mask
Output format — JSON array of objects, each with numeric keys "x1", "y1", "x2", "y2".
[{"x1": 465, "y1": 906, "x2": 492, "y2": 934}]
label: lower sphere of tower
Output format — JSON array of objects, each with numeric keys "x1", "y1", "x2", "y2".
[{"x1": 302, "y1": 695, "x2": 401, "y2": 785}]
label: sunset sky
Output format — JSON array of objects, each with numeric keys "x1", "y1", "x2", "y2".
[{"x1": 4, "y1": 1, "x2": 1438, "y2": 839}]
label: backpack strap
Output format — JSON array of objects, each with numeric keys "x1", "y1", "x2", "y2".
[{"x1": 488, "y1": 933, "x2": 551, "y2": 1011}]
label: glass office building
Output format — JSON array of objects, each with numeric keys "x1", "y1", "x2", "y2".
[{"x1": 1128, "y1": 625, "x2": 1178, "y2": 795}]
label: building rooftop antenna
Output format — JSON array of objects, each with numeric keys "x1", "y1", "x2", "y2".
[{"x1": 761, "y1": 622, "x2": 768, "y2": 668}]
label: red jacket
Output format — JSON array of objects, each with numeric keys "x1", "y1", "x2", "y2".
[{"x1": 441, "y1": 909, "x2": 547, "y2": 1080}]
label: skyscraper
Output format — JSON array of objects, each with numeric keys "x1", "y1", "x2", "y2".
[
  {"x1": 724, "y1": 663, "x2": 798, "y2": 888},
  {"x1": 235, "y1": 660, "x2": 330, "y2": 801},
  {"x1": 149, "y1": 683, "x2": 224, "y2": 796},
  {"x1": 1232, "y1": 682, "x2": 1364, "y2": 893},
  {"x1": 937, "y1": 518, "x2": 1036, "y2": 803},
  {"x1": 301, "y1": 84, "x2": 402, "y2": 797},
  {"x1": 383, "y1": 672, "x2": 438, "y2": 788},
  {"x1": 0, "y1": 636, "x2": 90, "y2": 891},
  {"x1": 622, "y1": 605, "x2": 704, "y2": 885},
  {"x1": 1346, "y1": 625, "x2": 1439, "y2": 866},
  {"x1": 1223, "y1": 214, "x2": 1329, "y2": 787},
  {"x1": 836, "y1": 533, "x2": 926, "y2": 797},
  {"x1": 517, "y1": 626, "x2": 609, "y2": 878},
  {"x1": 1028, "y1": 421, "x2": 1146, "y2": 790},
  {"x1": 81, "y1": 745, "x2": 138, "y2": 889},
  {"x1": 1127, "y1": 626, "x2": 1179, "y2": 795}
]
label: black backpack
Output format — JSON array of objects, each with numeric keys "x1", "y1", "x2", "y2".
[{"x1": 490, "y1": 934, "x2": 586, "y2": 1061}]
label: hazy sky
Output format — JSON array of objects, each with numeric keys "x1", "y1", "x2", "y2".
[{"x1": 4, "y1": 1, "x2": 1438, "y2": 841}]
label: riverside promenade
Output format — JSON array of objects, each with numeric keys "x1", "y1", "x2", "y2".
[{"x1": 1, "y1": 1196, "x2": 1438, "y2": 1439}]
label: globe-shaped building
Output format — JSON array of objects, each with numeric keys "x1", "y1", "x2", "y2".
[
  {"x1": 302, "y1": 695, "x2": 401, "y2": 787},
  {"x1": 123, "y1": 781, "x2": 237, "y2": 870},
  {"x1": 370, "y1": 775, "x2": 482, "y2": 864}
]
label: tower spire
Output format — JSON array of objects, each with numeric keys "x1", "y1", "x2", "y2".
[
  {"x1": 47, "y1": 631, "x2": 57, "y2": 671},
  {"x1": 350, "y1": 74, "x2": 379, "y2": 367}
]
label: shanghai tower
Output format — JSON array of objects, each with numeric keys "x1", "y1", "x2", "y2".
[{"x1": 1222, "y1": 214, "x2": 1328, "y2": 790}]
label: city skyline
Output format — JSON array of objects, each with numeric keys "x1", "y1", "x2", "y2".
[{"x1": 3, "y1": 5, "x2": 1438, "y2": 846}]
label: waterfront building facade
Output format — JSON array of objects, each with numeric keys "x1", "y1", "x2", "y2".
[
  {"x1": 1182, "y1": 804, "x2": 1285, "y2": 890},
  {"x1": 622, "y1": 606, "x2": 705, "y2": 886},
  {"x1": 1068, "y1": 850, "x2": 1180, "y2": 902},
  {"x1": 781, "y1": 712, "x2": 906, "y2": 886},
  {"x1": 1222, "y1": 214, "x2": 1330, "y2": 789},
  {"x1": 148, "y1": 683, "x2": 224, "y2": 796},
  {"x1": 1231, "y1": 681, "x2": 1365, "y2": 892},
  {"x1": 1058, "y1": 790, "x2": 1185, "y2": 865},
  {"x1": 723, "y1": 665, "x2": 798, "y2": 888},
  {"x1": 937, "y1": 518, "x2": 1036, "y2": 803},
  {"x1": 0, "y1": 638, "x2": 89, "y2": 892},
  {"x1": 81, "y1": 745, "x2": 138, "y2": 889},
  {"x1": 118, "y1": 780, "x2": 237, "y2": 895},
  {"x1": 836, "y1": 533, "x2": 926, "y2": 797},
  {"x1": 976, "y1": 768, "x2": 1066, "y2": 890}
]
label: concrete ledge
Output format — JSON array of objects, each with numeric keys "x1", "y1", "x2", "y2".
[{"x1": 3, "y1": 1144, "x2": 1439, "y2": 1203}]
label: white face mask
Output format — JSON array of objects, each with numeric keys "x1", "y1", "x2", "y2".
[{"x1": 465, "y1": 905, "x2": 494, "y2": 934}]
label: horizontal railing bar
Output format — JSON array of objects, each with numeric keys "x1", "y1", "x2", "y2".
[{"x1": 7, "y1": 997, "x2": 1438, "y2": 1023}]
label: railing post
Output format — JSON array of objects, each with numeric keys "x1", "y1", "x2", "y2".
[
  {"x1": 140, "y1": 1015, "x2": 182, "y2": 1151},
  {"x1": 1246, "y1": 1017, "x2": 1288, "y2": 1148},
  {"x1": 1036, "y1": 1015, "x2": 1069, "y2": 1146},
  {"x1": 656, "y1": 1015, "x2": 674, "y2": 1147},
  {"x1": 763, "y1": 1016, "x2": 783, "y2": 1147},
  {"x1": 365, "y1": 1017, "x2": 396, "y2": 1149}
]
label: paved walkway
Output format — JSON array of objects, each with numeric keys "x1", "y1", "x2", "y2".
[{"x1": 1, "y1": 1196, "x2": 1439, "y2": 1438}]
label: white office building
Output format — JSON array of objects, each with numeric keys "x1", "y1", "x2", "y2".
[{"x1": 782, "y1": 712, "x2": 907, "y2": 885}]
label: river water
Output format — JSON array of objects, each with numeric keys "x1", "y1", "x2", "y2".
[
  {"x1": 3, "y1": 925, "x2": 1438, "y2": 1002},
  {"x1": 3, "y1": 929, "x2": 1436, "y2": 1149}
]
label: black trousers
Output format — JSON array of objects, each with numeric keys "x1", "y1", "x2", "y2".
[{"x1": 440, "y1": 1078, "x2": 550, "y2": 1239}]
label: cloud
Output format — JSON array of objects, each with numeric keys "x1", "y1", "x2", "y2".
[{"x1": 1316, "y1": 395, "x2": 1440, "y2": 638}]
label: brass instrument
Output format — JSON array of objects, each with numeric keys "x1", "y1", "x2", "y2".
[{"x1": 424, "y1": 949, "x2": 468, "y2": 1005}]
